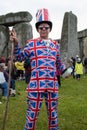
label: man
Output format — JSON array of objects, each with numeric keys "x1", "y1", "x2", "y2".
[{"x1": 10, "y1": 8, "x2": 66, "y2": 130}]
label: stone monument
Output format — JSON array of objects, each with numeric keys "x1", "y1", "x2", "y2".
[
  {"x1": 60, "y1": 11, "x2": 79, "y2": 60},
  {"x1": 0, "y1": 11, "x2": 33, "y2": 57}
]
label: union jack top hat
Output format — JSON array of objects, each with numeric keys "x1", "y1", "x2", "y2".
[{"x1": 35, "y1": 8, "x2": 52, "y2": 30}]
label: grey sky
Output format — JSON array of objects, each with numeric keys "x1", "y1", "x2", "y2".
[{"x1": 0, "y1": 0, "x2": 87, "y2": 39}]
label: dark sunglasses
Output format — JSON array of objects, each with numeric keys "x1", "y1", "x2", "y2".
[{"x1": 38, "y1": 26, "x2": 50, "y2": 30}]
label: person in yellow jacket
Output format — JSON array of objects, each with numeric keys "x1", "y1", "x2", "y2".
[
  {"x1": 15, "y1": 61, "x2": 25, "y2": 71},
  {"x1": 15, "y1": 61, "x2": 25, "y2": 80},
  {"x1": 75, "y1": 58, "x2": 83, "y2": 80}
]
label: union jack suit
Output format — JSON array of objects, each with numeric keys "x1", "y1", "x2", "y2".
[{"x1": 14, "y1": 38, "x2": 65, "y2": 130}]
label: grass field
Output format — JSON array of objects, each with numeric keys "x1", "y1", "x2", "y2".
[{"x1": 0, "y1": 75, "x2": 87, "y2": 130}]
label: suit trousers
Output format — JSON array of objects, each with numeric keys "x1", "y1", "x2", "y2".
[{"x1": 24, "y1": 91, "x2": 59, "y2": 130}]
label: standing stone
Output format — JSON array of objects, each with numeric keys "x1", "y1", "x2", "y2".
[
  {"x1": 61, "y1": 11, "x2": 79, "y2": 60},
  {"x1": 0, "y1": 11, "x2": 33, "y2": 58},
  {"x1": 78, "y1": 29, "x2": 87, "y2": 59},
  {"x1": 0, "y1": 25, "x2": 9, "y2": 57},
  {"x1": 83, "y1": 37, "x2": 87, "y2": 57},
  {"x1": 13, "y1": 22, "x2": 33, "y2": 47}
]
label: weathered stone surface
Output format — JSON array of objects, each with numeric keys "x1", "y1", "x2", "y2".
[
  {"x1": 78, "y1": 29, "x2": 87, "y2": 58},
  {"x1": 13, "y1": 22, "x2": 33, "y2": 47},
  {"x1": 0, "y1": 11, "x2": 33, "y2": 58},
  {"x1": 61, "y1": 11, "x2": 79, "y2": 60},
  {"x1": 78, "y1": 29, "x2": 87, "y2": 38},
  {"x1": 0, "y1": 25, "x2": 9, "y2": 57},
  {"x1": 83, "y1": 37, "x2": 87, "y2": 57},
  {"x1": 0, "y1": 11, "x2": 32, "y2": 26},
  {"x1": 78, "y1": 35, "x2": 87, "y2": 59}
]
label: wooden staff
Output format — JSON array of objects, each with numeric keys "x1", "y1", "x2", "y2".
[{"x1": 2, "y1": 30, "x2": 14, "y2": 130}]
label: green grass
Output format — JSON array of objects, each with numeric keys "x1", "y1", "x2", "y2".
[
  {"x1": 59, "y1": 76, "x2": 87, "y2": 130},
  {"x1": 0, "y1": 75, "x2": 87, "y2": 130}
]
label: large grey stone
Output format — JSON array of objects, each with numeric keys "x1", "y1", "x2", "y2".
[
  {"x1": 0, "y1": 11, "x2": 32, "y2": 26},
  {"x1": 61, "y1": 11, "x2": 79, "y2": 60},
  {"x1": 13, "y1": 22, "x2": 33, "y2": 47},
  {"x1": 78, "y1": 29, "x2": 87, "y2": 58},
  {"x1": 0, "y1": 25, "x2": 9, "y2": 57},
  {"x1": 78, "y1": 29, "x2": 87, "y2": 38},
  {"x1": 83, "y1": 37, "x2": 87, "y2": 57}
]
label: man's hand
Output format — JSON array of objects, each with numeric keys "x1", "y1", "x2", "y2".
[{"x1": 9, "y1": 29, "x2": 18, "y2": 44}]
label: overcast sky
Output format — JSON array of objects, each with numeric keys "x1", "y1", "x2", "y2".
[{"x1": 0, "y1": 0, "x2": 87, "y2": 39}]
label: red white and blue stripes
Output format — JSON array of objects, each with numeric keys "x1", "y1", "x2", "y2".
[
  {"x1": 24, "y1": 92, "x2": 58, "y2": 130},
  {"x1": 36, "y1": 8, "x2": 50, "y2": 23},
  {"x1": 14, "y1": 38, "x2": 65, "y2": 92},
  {"x1": 14, "y1": 38, "x2": 65, "y2": 130}
]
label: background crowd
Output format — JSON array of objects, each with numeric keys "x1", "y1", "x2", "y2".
[{"x1": 0, "y1": 55, "x2": 31, "y2": 104}]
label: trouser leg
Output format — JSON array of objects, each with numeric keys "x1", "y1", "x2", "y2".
[
  {"x1": 0, "y1": 87, "x2": 2, "y2": 101},
  {"x1": 45, "y1": 92, "x2": 59, "y2": 130},
  {"x1": 2, "y1": 82, "x2": 8, "y2": 97},
  {"x1": 24, "y1": 92, "x2": 43, "y2": 130},
  {"x1": 10, "y1": 79, "x2": 15, "y2": 90}
]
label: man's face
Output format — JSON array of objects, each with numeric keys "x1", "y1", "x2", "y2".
[{"x1": 37, "y1": 23, "x2": 50, "y2": 39}]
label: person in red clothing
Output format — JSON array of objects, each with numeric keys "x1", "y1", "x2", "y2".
[
  {"x1": 10, "y1": 8, "x2": 68, "y2": 130},
  {"x1": 0, "y1": 56, "x2": 5, "y2": 64}
]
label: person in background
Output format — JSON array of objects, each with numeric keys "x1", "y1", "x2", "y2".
[
  {"x1": 6, "y1": 58, "x2": 16, "y2": 97},
  {"x1": 10, "y1": 8, "x2": 69, "y2": 130},
  {"x1": 24, "y1": 58, "x2": 31, "y2": 84},
  {"x1": 75, "y1": 55, "x2": 79, "y2": 62},
  {"x1": 71, "y1": 57, "x2": 76, "y2": 78},
  {"x1": 56, "y1": 69, "x2": 61, "y2": 87},
  {"x1": 83, "y1": 57, "x2": 87, "y2": 74},
  {"x1": 15, "y1": 60, "x2": 25, "y2": 80},
  {"x1": 75, "y1": 57, "x2": 83, "y2": 80},
  {"x1": 0, "y1": 56, "x2": 5, "y2": 63},
  {"x1": 56, "y1": 42, "x2": 61, "y2": 86},
  {"x1": 0, "y1": 63, "x2": 8, "y2": 102}
]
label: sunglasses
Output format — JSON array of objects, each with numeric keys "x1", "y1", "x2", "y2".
[{"x1": 38, "y1": 26, "x2": 50, "y2": 30}]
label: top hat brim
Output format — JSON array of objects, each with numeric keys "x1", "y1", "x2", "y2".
[{"x1": 35, "y1": 21, "x2": 52, "y2": 31}]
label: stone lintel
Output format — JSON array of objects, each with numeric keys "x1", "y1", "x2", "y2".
[{"x1": 0, "y1": 11, "x2": 32, "y2": 26}]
